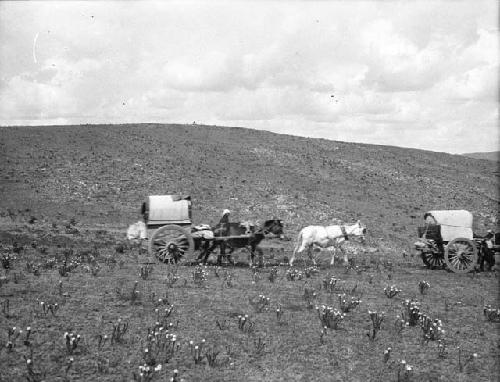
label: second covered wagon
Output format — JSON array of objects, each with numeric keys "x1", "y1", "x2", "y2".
[{"x1": 414, "y1": 210, "x2": 479, "y2": 273}]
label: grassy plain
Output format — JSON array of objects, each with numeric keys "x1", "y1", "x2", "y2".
[{"x1": 0, "y1": 124, "x2": 498, "y2": 381}]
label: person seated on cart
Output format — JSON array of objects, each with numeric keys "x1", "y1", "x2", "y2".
[
  {"x1": 424, "y1": 212, "x2": 437, "y2": 225},
  {"x1": 212, "y1": 209, "x2": 234, "y2": 264},
  {"x1": 218, "y1": 209, "x2": 231, "y2": 235},
  {"x1": 421, "y1": 212, "x2": 444, "y2": 252}
]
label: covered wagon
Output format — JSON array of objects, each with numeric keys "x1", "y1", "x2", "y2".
[
  {"x1": 139, "y1": 194, "x2": 285, "y2": 266},
  {"x1": 414, "y1": 209, "x2": 493, "y2": 273},
  {"x1": 142, "y1": 195, "x2": 195, "y2": 263}
]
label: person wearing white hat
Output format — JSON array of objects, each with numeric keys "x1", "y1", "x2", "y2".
[
  {"x1": 219, "y1": 209, "x2": 231, "y2": 231},
  {"x1": 212, "y1": 210, "x2": 231, "y2": 235}
]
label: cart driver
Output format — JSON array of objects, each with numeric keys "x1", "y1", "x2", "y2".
[
  {"x1": 218, "y1": 209, "x2": 231, "y2": 236},
  {"x1": 220, "y1": 209, "x2": 230, "y2": 224},
  {"x1": 424, "y1": 213, "x2": 437, "y2": 225}
]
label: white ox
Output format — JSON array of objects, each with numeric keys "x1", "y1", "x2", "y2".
[{"x1": 289, "y1": 220, "x2": 366, "y2": 266}]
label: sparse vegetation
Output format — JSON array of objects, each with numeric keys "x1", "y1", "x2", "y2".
[{"x1": 0, "y1": 124, "x2": 498, "y2": 381}]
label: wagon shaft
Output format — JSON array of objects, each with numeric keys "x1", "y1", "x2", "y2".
[{"x1": 213, "y1": 235, "x2": 253, "y2": 241}]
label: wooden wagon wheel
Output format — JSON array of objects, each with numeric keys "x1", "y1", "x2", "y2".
[
  {"x1": 148, "y1": 225, "x2": 194, "y2": 264},
  {"x1": 444, "y1": 238, "x2": 477, "y2": 273},
  {"x1": 421, "y1": 250, "x2": 445, "y2": 269}
]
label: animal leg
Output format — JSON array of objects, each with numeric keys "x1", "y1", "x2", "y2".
[
  {"x1": 307, "y1": 246, "x2": 316, "y2": 266},
  {"x1": 254, "y1": 245, "x2": 264, "y2": 268},
  {"x1": 197, "y1": 240, "x2": 207, "y2": 263},
  {"x1": 217, "y1": 241, "x2": 227, "y2": 266},
  {"x1": 248, "y1": 244, "x2": 255, "y2": 267},
  {"x1": 249, "y1": 244, "x2": 263, "y2": 268},
  {"x1": 290, "y1": 245, "x2": 300, "y2": 267},
  {"x1": 340, "y1": 246, "x2": 348, "y2": 266},
  {"x1": 291, "y1": 242, "x2": 308, "y2": 266},
  {"x1": 247, "y1": 246, "x2": 254, "y2": 268},
  {"x1": 330, "y1": 247, "x2": 336, "y2": 266},
  {"x1": 290, "y1": 232, "x2": 304, "y2": 267},
  {"x1": 201, "y1": 240, "x2": 217, "y2": 265}
]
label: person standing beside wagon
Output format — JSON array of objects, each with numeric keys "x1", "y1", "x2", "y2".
[{"x1": 214, "y1": 209, "x2": 233, "y2": 264}]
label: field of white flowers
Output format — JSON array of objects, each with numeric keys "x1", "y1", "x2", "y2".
[{"x1": 0, "y1": 222, "x2": 498, "y2": 381}]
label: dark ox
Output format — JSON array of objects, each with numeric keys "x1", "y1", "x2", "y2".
[{"x1": 197, "y1": 219, "x2": 284, "y2": 266}]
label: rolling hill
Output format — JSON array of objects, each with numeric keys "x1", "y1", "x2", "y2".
[
  {"x1": 0, "y1": 123, "x2": 498, "y2": 250},
  {"x1": 462, "y1": 151, "x2": 499, "y2": 162}
]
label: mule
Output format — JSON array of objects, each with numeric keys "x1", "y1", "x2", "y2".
[
  {"x1": 289, "y1": 220, "x2": 366, "y2": 267},
  {"x1": 198, "y1": 219, "x2": 285, "y2": 266}
]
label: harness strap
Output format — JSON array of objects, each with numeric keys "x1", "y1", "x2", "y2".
[{"x1": 341, "y1": 226, "x2": 349, "y2": 241}]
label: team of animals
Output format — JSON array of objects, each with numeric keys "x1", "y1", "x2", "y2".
[{"x1": 130, "y1": 195, "x2": 497, "y2": 273}]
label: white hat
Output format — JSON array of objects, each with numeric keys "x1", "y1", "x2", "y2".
[{"x1": 222, "y1": 209, "x2": 231, "y2": 216}]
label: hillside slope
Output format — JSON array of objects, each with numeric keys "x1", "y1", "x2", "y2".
[
  {"x1": 0, "y1": 124, "x2": 498, "y2": 249},
  {"x1": 462, "y1": 151, "x2": 499, "y2": 162}
]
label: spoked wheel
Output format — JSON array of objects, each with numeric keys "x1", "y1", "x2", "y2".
[
  {"x1": 420, "y1": 250, "x2": 445, "y2": 269},
  {"x1": 444, "y1": 238, "x2": 477, "y2": 273},
  {"x1": 148, "y1": 225, "x2": 194, "y2": 264}
]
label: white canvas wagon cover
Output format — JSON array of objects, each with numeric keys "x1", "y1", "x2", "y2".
[
  {"x1": 426, "y1": 210, "x2": 473, "y2": 242},
  {"x1": 143, "y1": 195, "x2": 191, "y2": 226}
]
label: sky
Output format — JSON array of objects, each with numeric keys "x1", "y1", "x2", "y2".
[{"x1": 0, "y1": 1, "x2": 498, "y2": 154}]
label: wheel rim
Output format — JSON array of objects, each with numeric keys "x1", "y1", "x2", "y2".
[
  {"x1": 445, "y1": 238, "x2": 477, "y2": 273},
  {"x1": 149, "y1": 225, "x2": 194, "y2": 263},
  {"x1": 422, "y1": 251, "x2": 445, "y2": 269}
]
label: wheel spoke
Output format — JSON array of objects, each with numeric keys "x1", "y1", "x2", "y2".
[
  {"x1": 422, "y1": 251, "x2": 444, "y2": 269},
  {"x1": 148, "y1": 225, "x2": 194, "y2": 263},
  {"x1": 445, "y1": 238, "x2": 477, "y2": 273}
]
